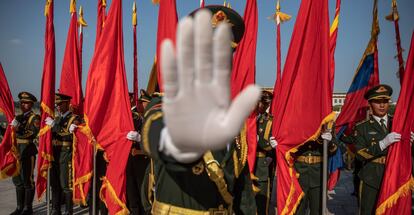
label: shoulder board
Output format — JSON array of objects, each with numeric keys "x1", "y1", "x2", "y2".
[{"x1": 355, "y1": 119, "x2": 369, "y2": 127}]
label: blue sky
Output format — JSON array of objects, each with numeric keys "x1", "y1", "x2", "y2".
[{"x1": 0, "y1": 0, "x2": 413, "y2": 101}]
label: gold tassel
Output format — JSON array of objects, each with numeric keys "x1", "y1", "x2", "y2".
[{"x1": 152, "y1": 0, "x2": 160, "y2": 5}]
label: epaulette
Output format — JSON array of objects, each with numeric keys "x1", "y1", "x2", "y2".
[{"x1": 355, "y1": 118, "x2": 369, "y2": 127}]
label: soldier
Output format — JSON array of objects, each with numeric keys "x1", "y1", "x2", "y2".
[
  {"x1": 125, "y1": 91, "x2": 150, "y2": 214},
  {"x1": 44, "y1": 93, "x2": 80, "y2": 215},
  {"x1": 353, "y1": 84, "x2": 402, "y2": 215},
  {"x1": 142, "y1": 6, "x2": 260, "y2": 214},
  {"x1": 9, "y1": 92, "x2": 40, "y2": 215},
  {"x1": 293, "y1": 127, "x2": 337, "y2": 215},
  {"x1": 253, "y1": 90, "x2": 277, "y2": 215}
]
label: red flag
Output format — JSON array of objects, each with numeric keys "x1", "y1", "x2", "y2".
[
  {"x1": 231, "y1": 0, "x2": 258, "y2": 173},
  {"x1": 95, "y1": 0, "x2": 107, "y2": 49},
  {"x1": 72, "y1": 126, "x2": 94, "y2": 205},
  {"x1": 83, "y1": 0, "x2": 134, "y2": 213},
  {"x1": 155, "y1": 0, "x2": 178, "y2": 92},
  {"x1": 375, "y1": 31, "x2": 414, "y2": 215},
  {"x1": 59, "y1": 4, "x2": 83, "y2": 115},
  {"x1": 385, "y1": 0, "x2": 405, "y2": 85},
  {"x1": 270, "y1": 0, "x2": 334, "y2": 214},
  {"x1": 36, "y1": 0, "x2": 56, "y2": 200},
  {"x1": 0, "y1": 63, "x2": 19, "y2": 179},
  {"x1": 132, "y1": 1, "x2": 139, "y2": 106}
]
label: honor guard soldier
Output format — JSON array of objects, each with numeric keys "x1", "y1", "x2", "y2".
[
  {"x1": 142, "y1": 6, "x2": 260, "y2": 215},
  {"x1": 253, "y1": 90, "x2": 277, "y2": 215},
  {"x1": 9, "y1": 92, "x2": 40, "y2": 215},
  {"x1": 125, "y1": 91, "x2": 150, "y2": 214},
  {"x1": 44, "y1": 93, "x2": 80, "y2": 215},
  {"x1": 292, "y1": 126, "x2": 337, "y2": 214},
  {"x1": 353, "y1": 84, "x2": 400, "y2": 215}
]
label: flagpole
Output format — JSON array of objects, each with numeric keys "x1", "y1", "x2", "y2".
[
  {"x1": 92, "y1": 144, "x2": 97, "y2": 215},
  {"x1": 322, "y1": 139, "x2": 328, "y2": 214},
  {"x1": 132, "y1": 1, "x2": 138, "y2": 107},
  {"x1": 386, "y1": 0, "x2": 405, "y2": 84},
  {"x1": 46, "y1": 168, "x2": 50, "y2": 215}
]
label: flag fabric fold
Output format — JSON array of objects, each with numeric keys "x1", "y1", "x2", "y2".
[
  {"x1": 375, "y1": 31, "x2": 414, "y2": 215},
  {"x1": 95, "y1": 0, "x2": 107, "y2": 49},
  {"x1": 270, "y1": 0, "x2": 333, "y2": 214},
  {"x1": 335, "y1": 0, "x2": 380, "y2": 139},
  {"x1": 83, "y1": 0, "x2": 134, "y2": 213},
  {"x1": 0, "y1": 63, "x2": 20, "y2": 179},
  {"x1": 36, "y1": 0, "x2": 56, "y2": 200},
  {"x1": 155, "y1": 0, "x2": 178, "y2": 92},
  {"x1": 230, "y1": 0, "x2": 258, "y2": 173},
  {"x1": 59, "y1": 5, "x2": 83, "y2": 115}
]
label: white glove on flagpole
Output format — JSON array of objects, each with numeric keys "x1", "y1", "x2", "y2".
[
  {"x1": 126, "y1": 131, "x2": 141, "y2": 142},
  {"x1": 321, "y1": 132, "x2": 333, "y2": 141},
  {"x1": 160, "y1": 10, "x2": 261, "y2": 162},
  {"x1": 379, "y1": 132, "x2": 401, "y2": 151},
  {"x1": 69, "y1": 124, "x2": 77, "y2": 133},
  {"x1": 10, "y1": 118, "x2": 19, "y2": 127},
  {"x1": 269, "y1": 136, "x2": 278, "y2": 148},
  {"x1": 45, "y1": 117, "x2": 55, "y2": 127},
  {"x1": 410, "y1": 131, "x2": 414, "y2": 144}
]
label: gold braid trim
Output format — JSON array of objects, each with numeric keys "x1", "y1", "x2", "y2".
[
  {"x1": 233, "y1": 123, "x2": 248, "y2": 178},
  {"x1": 41, "y1": 102, "x2": 54, "y2": 118},
  {"x1": 72, "y1": 130, "x2": 93, "y2": 206},
  {"x1": 357, "y1": 149, "x2": 374, "y2": 160},
  {"x1": 281, "y1": 112, "x2": 335, "y2": 214},
  {"x1": 148, "y1": 159, "x2": 155, "y2": 204},
  {"x1": 285, "y1": 112, "x2": 336, "y2": 165},
  {"x1": 203, "y1": 151, "x2": 233, "y2": 205},
  {"x1": 142, "y1": 111, "x2": 163, "y2": 155},
  {"x1": 264, "y1": 120, "x2": 273, "y2": 141},
  {"x1": 375, "y1": 177, "x2": 414, "y2": 215},
  {"x1": 0, "y1": 129, "x2": 21, "y2": 179},
  {"x1": 100, "y1": 176, "x2": 129, "y2": 215}
]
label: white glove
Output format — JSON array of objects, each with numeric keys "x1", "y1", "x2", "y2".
[
  {"x1": 69, "y1": 124, "x2": 77, "y2": 133},
  {"x1": 44, "y1": 117, "x2": 55, "y2": 127},
  {"x1": 410, "y1": 132, "x2": 414, "y2": 144},
  {"x1": 160, "y1": 10, "x2": 261, "y2": 159},
  {"x1": 10, "y1": 118, "x2": 19, "y2": 127},
  {"x1": 126, "y1": 131, "x2": 141, "y2": 142},
  {"x1": 321, "y1": 132, "x2": 332, "y2": 141},
  {"x1": 269, "y1": 136, "x2": 278, "y2": 148},
  {"x1": 379, "y1": 132, "x2": 401, "y2": 151}
]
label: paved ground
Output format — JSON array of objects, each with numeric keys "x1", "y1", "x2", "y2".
[
  {"x1": 327, "y1": 169, "x2": 358, "y2": 215},
  {"x1": 0, "y1": 170, "x2": 358, "y2": 215}
]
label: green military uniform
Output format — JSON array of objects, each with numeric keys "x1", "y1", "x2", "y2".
[
  {"x1": 254, "y1": 112, "x2": 275, "y2": 215},
  {"x1": 353, "y1": 84, "x2": 393, "y2": 215},
  {"x1": 354, "y1": 115, "x2": 391, "y2": 215},
  {"x1": 294, "y1": 136, "x2": 337, "y2": 215},
  {"x1": 50, "y1": 93, "x2": 80, "y2": 215},
  {"x1": 141, "y1": 94, "x2": 256, "y2": 215},
  {"x1": 126, "y1": 91, "x2": 150, "y2": 215},
  {"x1": 11, "y1": 92, "x2": 40, "y2": 215}
]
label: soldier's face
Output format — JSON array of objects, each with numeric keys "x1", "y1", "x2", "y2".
[
  {"x1": 20, "y1": 101, "x2": 33, "y2": 113},
  {"x1": 257, "y1": 102, "x2": 269, "y2": 114},
  {"x1": 369, "y1": 99, "x2": 389, "y2": 117},
  {"x1": 56, "y1": 101, "x2": 69, "y2": 114}
]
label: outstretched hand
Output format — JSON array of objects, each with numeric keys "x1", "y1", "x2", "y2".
[{"x1": 161, "y1": 10, "x2": 260, "y2": 153}]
